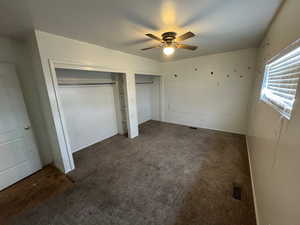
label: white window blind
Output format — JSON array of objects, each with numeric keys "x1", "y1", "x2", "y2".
[{"x1": 261, "y1": 46, "x2": 300, "y2": 119}]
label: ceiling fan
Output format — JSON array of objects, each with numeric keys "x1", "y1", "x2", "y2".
[{"x1": 141, "y1": 31, "x2": 197, "y2": 56}]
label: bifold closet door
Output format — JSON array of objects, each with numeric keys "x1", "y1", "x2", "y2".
[
  {"x1": 59, "y1": 85, "x2": 118, "y2": 152},
  {"x1": 136, "y1": 84, "x2": 153, "y2": 124}
]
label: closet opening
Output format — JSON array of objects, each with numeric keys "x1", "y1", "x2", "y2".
[
  {"x1": 55, "y1": 68, "x2": 128, "y2": 154},
  {"x1": 135, "y1": 74, "x2": 161, "y2": 125}
]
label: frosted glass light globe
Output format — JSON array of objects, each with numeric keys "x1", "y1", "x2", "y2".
[{"x1": 163, "y1": 46, "x2": 175, "y2": 55}]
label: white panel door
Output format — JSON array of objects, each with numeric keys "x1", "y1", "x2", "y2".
[
  {"x1": 136, "y1": 84, "x2": 152, "y2": 124},
  {"x1": 0, "y1": 63, "x2": 41, "y2": 191}
]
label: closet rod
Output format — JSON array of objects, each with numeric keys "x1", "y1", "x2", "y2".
[
  {"x1": 58, "y1": 82, "x2": 116, "y2": 86},
  {"x1": 136, "y1": 82, "x2": 154, "y2": 84}
]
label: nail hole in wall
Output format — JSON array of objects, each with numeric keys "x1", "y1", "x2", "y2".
[
  {"x1": 174, "y1": 74, "x2": 178, "y2": 78},
  {"x1": 240, "y1": 75, "x2": 244, "y2": 78},
  {"x1": 194, "y1": 68, "x2": 198, "y2": 71},
  {"x1": 211, "y1": 72, "x2": 214, "y2": 75},
  {"x1": 226, "y1": 74, "x2": 230, "y2": 78}
]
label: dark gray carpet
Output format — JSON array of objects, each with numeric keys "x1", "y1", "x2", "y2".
[{"x1": 9, "y1": 121, "x2": 256, "y2": 225}]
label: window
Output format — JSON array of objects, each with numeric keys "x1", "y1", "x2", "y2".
[{"x1": 261, "y1": 45, "x2": 300, "y2": 119}]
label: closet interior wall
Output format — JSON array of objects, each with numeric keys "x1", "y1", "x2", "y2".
[
  {"x1": 56, "y1": 69, "x2": 126, "y2": 153},
  {"x1": 135, "y1": 74, "x2": 161, "y2": 124}
]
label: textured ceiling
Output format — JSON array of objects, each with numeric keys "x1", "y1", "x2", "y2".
[{"x1": 0, "y1": 0, "x2": 282, "y2": 61}]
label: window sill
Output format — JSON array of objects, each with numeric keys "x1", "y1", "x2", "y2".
[{"x1": 259, "y1": 97, "x2": 290, "y2": 120}]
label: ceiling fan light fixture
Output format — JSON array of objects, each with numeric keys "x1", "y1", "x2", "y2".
[
  {"x1": 163, "y1": 46, "x2": 175, "y2": 56},
  {"x1": 142, "y1": 31, "x2": 197, "y2": 54}
]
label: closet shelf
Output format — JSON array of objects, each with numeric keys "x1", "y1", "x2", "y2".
[
  {"x1": 58, "y1": 82, "x2": 116, "y2": 86},
  {"x1": 136, "y1": 82, "x2": 154, "y2": 84}
]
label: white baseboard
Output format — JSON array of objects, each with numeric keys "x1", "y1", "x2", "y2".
[
  {"x1": 163, "y1": 119, "x2": 246, "y2": 135},
  {"x1": 245, "y1": 136, "x2": 260, "y2": 225},
  {"x1": 72, "y1": 131, "x2": 118, "y2": 153}
]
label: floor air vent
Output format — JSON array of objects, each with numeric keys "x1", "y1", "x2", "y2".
[{"x1": 232, "y1": 183, "x2": 242, "y2": 200}]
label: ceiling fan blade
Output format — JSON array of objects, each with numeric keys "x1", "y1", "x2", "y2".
[
  {"x1": 145, "y1": 33, "x2": 163, "y2": 42},
  {"x1": 176, "y1": 44, "x2": 198, "y2": 50},
  {"x1": 141, "y1": 45, "x2": 161, "y2": 51},
  {"x1": 176, "y1": 32, "x2": 195, "y2": 41}
]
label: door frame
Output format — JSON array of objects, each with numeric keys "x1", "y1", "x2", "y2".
[{"x1": 48, "y1": 59, "x2": 163, "y2": 173}]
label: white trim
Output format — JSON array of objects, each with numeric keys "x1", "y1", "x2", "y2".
[
  {"x1": 245, "y1": 136, "x2": 260, "y2": 225},
  {"x1": 51, "y1": 59, "x2": 160, "y2": 77},
  {"x1": 48, "y1": 60, "x2": 128, "y2": 172},
  {"x1": 163, "y1": 119, "x2": 246, "y2": 135},
  {"x1": 49, "y1": 59, "x2": 130, "y2": 172},
  {"x1": 48, "y1": 60, "x2": 75, "y2": 172},
  {"x1": 47, "y1": 59, "x2": 162, "y2": 173},
  {"x1": 51, "y1": 59, "x2": 128, "y2": 74},
  {"x1": 72, "y1": 132, "x2": 119, "y2": 153}
]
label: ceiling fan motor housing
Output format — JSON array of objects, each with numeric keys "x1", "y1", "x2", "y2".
[{"x1": 162, "y1": 32, "x2": 177, "y2": 44}]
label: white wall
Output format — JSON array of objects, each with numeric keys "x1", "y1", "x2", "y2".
[
  {"x1": 247, "y1": 1, "x2": 300, "y2": 225},
  {"x1": 0, "y1": 37, "x2": 19, "y2": 63},
  {"x1": 56, "y1": 69, "x2": 119, "y2": 152},
  {"x1": 136, "y1": 84, "x2": 152, "y2": 124},
  {"x1": 135, "y1": 75, "x2": 161, "y2": 124},
  {"x1": 33, "y1": 30, "x2": 161, "y2": 172},
  {"x1": 161, "y1": 48, "x2": 257, "y2": 134}
]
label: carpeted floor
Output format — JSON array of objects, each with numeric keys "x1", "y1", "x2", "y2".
[{"x1": 9, "y1": 121, "x2": 256, "y2": 225}]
